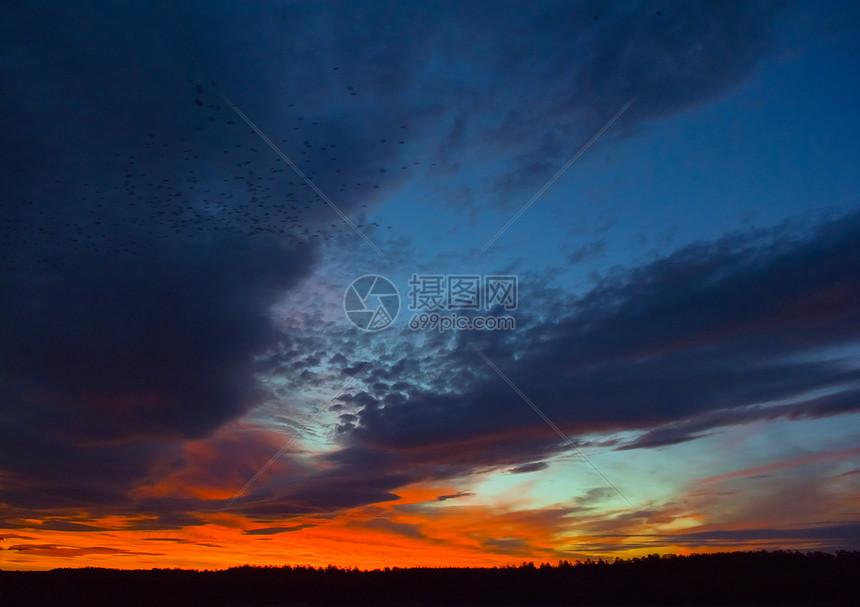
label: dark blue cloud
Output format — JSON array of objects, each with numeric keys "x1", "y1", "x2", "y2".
[
  {"x1": 343, "y1": 209, "x2": 860, "y2": 465},
  {"x1": 0, "y1": 0, "x2": 829, "y2": 528},
  {"x1": 225, "y1": 208, "x2": 860, "y2": 516}
]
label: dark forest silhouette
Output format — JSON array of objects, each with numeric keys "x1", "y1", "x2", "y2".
[{"x1": 1, "y1": 550, "x2": 857, "y2": 606}]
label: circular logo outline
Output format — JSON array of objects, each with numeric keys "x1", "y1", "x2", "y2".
[{"x1": 343, "y1": 274, "x2": 400, "y2": 331}]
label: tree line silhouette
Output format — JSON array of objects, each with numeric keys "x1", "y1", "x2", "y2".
[{"x1": 1, "y1": 550, "x2": 857, "y2": 606}]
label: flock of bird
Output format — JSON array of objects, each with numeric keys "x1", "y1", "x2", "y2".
[{"x1": 2, "y1": 77, "x2": 438, "y2": 272}]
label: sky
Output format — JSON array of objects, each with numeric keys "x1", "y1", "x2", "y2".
[{"x1": 1, "y1": 0, "x2": 859, "y2": 570}]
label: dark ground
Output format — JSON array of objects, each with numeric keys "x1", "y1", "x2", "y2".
[{"x1": 0, "y1": 550, "x2": 857, "y2": 606}]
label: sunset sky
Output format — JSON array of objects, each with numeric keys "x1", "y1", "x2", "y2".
[{"x1": 2, "y1": 0, "x2": 859, "y2": 570}]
